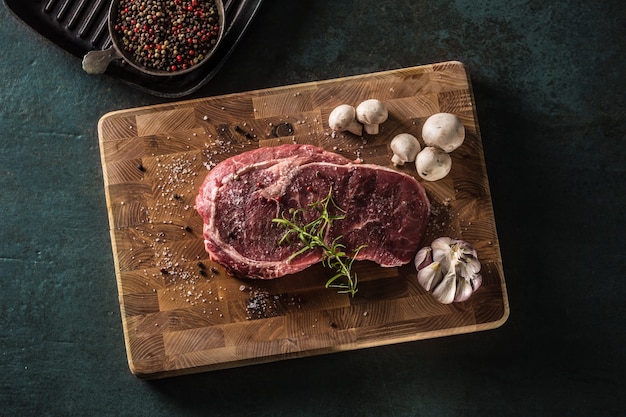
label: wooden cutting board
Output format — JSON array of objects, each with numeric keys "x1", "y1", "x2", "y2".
[{"x1": 98, "y1": 61, "x2": 509, "y2": 378}]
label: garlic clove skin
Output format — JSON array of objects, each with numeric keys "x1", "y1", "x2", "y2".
[
  {"x1": 451, "y1": 240, "x2": 481, "y2": 277},
  {"x1": 431, "y1": 237, "x2": 453, "y2": 261},
  {"x1": 455, "y1": 273, "x2": 482, "y2": 302},
  {"x1": 431, "y1": 236, "x2": 453, "y2": 271},
  {"x1": 417, "y1": 261, "x2": 443, "y2": 291},
  {"x1": 458, "y1": 255, "x2": 481, "y2": 278},
  {"x1": 414, "y1": 237, "x2": 482, "y2": 304},
  {"x1": 470, "y1": 273, "x2": 483, "y2": 291},
  {"x1": 454, "y1": 277, "x2": 474, "y2": 302},
  {"x1": 414, "y1": 246, "x2": 432, "y2": 270},
  {"x1": 431, "y1": 269, "x2": 457, "y2": 304}
]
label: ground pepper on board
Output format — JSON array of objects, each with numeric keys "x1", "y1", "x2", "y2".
[{"x1": 113, "y1": 0, "x2": 221, "y2": 72}]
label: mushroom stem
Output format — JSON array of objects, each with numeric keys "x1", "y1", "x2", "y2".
[
  {"x1": 391, "y1": 154, "x2": 406, "y2": 166},
  {"x1": 390, "y1": 133, "x2": 420, "y2": 166},
  {"x1": 345, "y1": 119, "x2": 363, "y2": 136},
  {"x1": 363, "y1": 123, "x2": 380, "y2": 135},
  {"x1": 356, "y1": 99, "x2": 388, "y2": 135},
  {"x1": 328, "y1": 104, "x2": 363, "y2": 136}
]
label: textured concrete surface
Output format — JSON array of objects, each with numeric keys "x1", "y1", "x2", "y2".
[{"x1": 1, "y1": 1, "x2": 624, "y2": 416}]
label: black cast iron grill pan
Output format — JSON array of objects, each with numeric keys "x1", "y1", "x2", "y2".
[{"x1": 4, "y1": 0, "x2": 264, "y2": 97}]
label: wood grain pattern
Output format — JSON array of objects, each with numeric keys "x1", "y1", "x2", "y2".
[{"x1": 98, "y1": 61, "x2": 509, "y2": 378}]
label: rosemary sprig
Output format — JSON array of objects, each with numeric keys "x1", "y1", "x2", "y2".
[{"x1": 272, "y1": 187, "x2": 364, "y2": 296}]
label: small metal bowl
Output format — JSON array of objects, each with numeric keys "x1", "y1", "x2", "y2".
[{"x1": 82, "y1": 0, "x2": 225, "y2": 77}]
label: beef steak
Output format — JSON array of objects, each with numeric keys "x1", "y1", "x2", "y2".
[{"x1": 195, "y1": 144, "x2": 430, "y2": 279}]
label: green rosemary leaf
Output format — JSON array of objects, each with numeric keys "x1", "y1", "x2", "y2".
[
  {"x1": 286, "y1": 245, "x2": 312, "y2": 264},
  {"x1": 272, "y1": 186, "x2": 364, "y2": 296}
]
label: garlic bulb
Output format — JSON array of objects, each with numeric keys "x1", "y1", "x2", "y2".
[{"x1": 414, "y1": 237, "x2": 482, "y2": 304}]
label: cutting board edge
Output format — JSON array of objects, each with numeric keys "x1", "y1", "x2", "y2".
[
  {"x1": 128, "y1": 312, "x2": 509, "y2": 379},
  {"x1": 96, "y1": 119, "x2": 141, "y2": 371},
  {"x1": 96, "y1": 61, "x2": 468, "y2": 123}
]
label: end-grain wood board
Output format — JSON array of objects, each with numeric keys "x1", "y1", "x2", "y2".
[{"x1": 98, "y1": 61, "x2": 509, "y2": 378}]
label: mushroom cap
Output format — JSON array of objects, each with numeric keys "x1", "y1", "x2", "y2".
[
  {"x1": 415, "y1": 146, "x2": 452, "y2": 181},
  {"x1": 328, "y1": 104, "x2": 357, "y2": 131},
  {"x1": 421, "y1": 113, "x2": 465, "y2": 153},
  {"x1": 390, "y1": 133, "x2": 421, "y2": 165},
  {"x1": 356, "y1": 99, "x2": 389, "y2": 124}
]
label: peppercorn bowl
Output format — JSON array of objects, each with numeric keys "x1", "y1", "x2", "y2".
[{"x1": 82, "y1": 0, "x2": 225, "y2": 77}]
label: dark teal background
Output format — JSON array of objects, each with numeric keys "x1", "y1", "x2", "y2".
[{"x1": 1, "y1": 1, "x2": 624, "y2": 416}]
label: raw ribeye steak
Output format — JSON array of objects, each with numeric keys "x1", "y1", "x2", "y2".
[{"x1": 195, "y1": 144, "x2": 430, "y2": 279}]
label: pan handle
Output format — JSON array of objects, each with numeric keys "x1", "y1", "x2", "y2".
[{"x1": 82, "y1": 47, "x2": 121, "y2": 75}]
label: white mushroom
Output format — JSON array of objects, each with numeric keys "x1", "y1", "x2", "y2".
[
  {"x1": 390, "y1": 133, "x2": 421, "y2": 166},
  {"x1": 328, "y1": 104, "x2": 363, "y2": 136},
  {"x1": 356, "y1": 99, "x2": 388, "y2": 135},
  {"x1": 415, "y1": 146, "x2": 452, "y2": 181},
  {"x1": 421, "y1": 113, "x2": 465, "y2": 153}
]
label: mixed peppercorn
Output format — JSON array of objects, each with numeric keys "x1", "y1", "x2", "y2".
[{"x1": 113, "y1": 0, "x2": 221, "y2": 73}]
